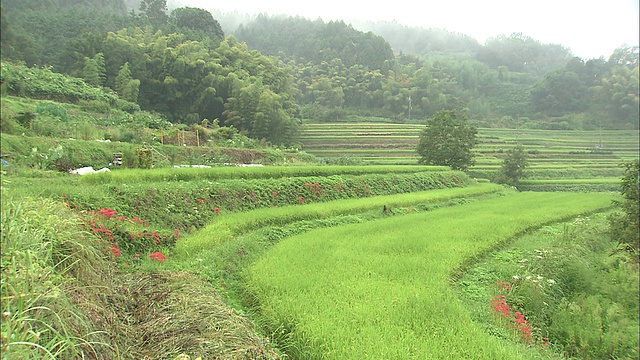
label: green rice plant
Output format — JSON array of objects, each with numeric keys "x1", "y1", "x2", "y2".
[
  {"x1": 246, "y1": 192, "x2": 613, "y2": 359},
  {"x1": 177, "y1": 183, "x2": 506, "y2": 256}
]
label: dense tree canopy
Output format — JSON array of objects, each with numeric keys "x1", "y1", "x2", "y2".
[
  {"x1": 530, "y1": 70, "x2": 586, "y2": 116},
  {"x1": 235, "y1": 16, "x2": 395, "y2": 70},
  {"x1": 169, "y1": 7, "x2": 224, "y2": 42},
  {"x1": 417, "y1": 110, "x2": 478, "y2": 171}
]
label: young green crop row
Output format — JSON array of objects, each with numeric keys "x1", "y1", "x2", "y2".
[
  {"x1": 176, "y1": 183, "x2": 505, "y2": 255},
  {"x1": 246, "y1": 192, "x2": 614, "y2": 359}
]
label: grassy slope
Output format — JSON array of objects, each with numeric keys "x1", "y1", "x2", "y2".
[{"x1": 247, "y1": 192, "x2": 614, "y2": 359}]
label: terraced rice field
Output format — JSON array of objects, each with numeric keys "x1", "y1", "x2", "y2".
[
  {"x1": 299, "y1": 123, "x2": 639, "y2": 187},
  {"x1": 246, "y1": 191, "x2": 614, "y2": 359}
]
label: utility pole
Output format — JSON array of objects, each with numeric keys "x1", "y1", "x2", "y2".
[{"x1": 408, "y1": 96, "x2": 412, "y2": 121}]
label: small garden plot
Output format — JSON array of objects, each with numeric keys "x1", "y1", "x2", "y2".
[{"x1": 247, "y1": 192, "x2": 613, "y2": 359}]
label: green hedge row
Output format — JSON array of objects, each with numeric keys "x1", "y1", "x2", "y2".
[
  {"x1": 178, "y1": 183, "x2": 504, "y2": 255},
  {"x1": 517, "y1": 183, "x2": 619, "y2": 192},
  {"x1": 79, "y1": 165, "x2": 450, "y2": 184},
  {"x1": 64, "y1": 171, "x2": 471, "y2": 231}
]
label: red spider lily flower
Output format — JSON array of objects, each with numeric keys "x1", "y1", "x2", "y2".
[
  {"x1": 149, "y1": 252, "x2": 167, "y2": 262},
  {"x1": 214, "y1": 207, "x2": 221, "y2": 214},
  {"x1": 109, "y1": 246, "x2": 122, "y2": 257},
  {"x1": 98, "y1": 208, "x2": 118, "y2": 219},
  {"x1": 197, "y1": 198, "x2": 205, "y2": 204}
]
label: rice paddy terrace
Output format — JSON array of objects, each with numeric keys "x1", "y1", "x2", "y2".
[{"x1": 299, "y1": 122, "x2": 639, "y2": 189}]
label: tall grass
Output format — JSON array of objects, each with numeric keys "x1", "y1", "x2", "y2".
[
  {"x1": 1, "y1": 184, "x2": 121, "y2": 359},
  {"x1": 246, "y1": 192, "x2": 613, "y2": 359}
]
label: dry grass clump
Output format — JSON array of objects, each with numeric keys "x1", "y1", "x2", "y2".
[{"x1": 123, "y1": 271, "x2": 281, "y2": 360}]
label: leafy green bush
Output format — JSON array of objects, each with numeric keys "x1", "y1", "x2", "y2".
[
  {"x1": 35, "y1": 102, "x2": 68, "y2": 122},
  {"x1": 609, "y1": 159, "x2": 640, "y2": 254}
]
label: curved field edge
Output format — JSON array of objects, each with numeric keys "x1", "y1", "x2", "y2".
[
  {"x1": 245, "y1": 192, "x2": 614, "y2": 359},
  {"x1": 175, "y1": 183, "x2": 505, "y2": 255}
]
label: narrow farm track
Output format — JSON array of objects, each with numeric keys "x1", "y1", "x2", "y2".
[{"x1": 247, "y1": 192, "x2": 614, "y2": 359}]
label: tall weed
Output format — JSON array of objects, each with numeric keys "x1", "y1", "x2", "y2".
[{"x1": 1, "y1": 185, "x2": 120, "y2": 358}]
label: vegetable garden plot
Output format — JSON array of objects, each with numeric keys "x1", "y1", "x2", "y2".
[{"x1": 247, "y1": 192, "x2": 613, "y2": 359}]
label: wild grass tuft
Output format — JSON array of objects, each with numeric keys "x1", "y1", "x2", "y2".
[{"x1": 1, "y1": 183, "x2": 121, "y2": 359}]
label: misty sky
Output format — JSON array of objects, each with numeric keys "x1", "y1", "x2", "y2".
[{"x1": 177, "y1": 0, "x2": 639, "y2": 60}]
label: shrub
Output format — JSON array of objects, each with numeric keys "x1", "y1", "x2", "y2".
[
  {"x1": 35, "y1": 102, "x2": 68, "y2": 122},
  {"x1": 609, "y1": 159, "x2": 640, "y2": 254},
  {"x1": 494, "y1": 145, "x2": 529, "y2": 186}
]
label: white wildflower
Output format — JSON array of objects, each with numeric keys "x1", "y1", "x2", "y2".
[{"x1": 513, "y1": 275, "x2": 520, "y2": 280}]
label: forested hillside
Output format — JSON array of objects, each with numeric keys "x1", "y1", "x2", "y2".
[
  {"x1": 1, "y1": 0, "x2": 638, "y2": 146},
  {"x1": 234, "y1": 16, "x2": 638, "y2": 129}
]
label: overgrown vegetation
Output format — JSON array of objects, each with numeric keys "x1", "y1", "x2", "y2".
[
  {"x1": 0, "y1": 182, "x2": 282, "y2": 359},
  {"x1": 609, "y1": 159, "x2": 640, "y2": 254},
  {"x1": 459, "y1": 212, "x2": 639, "y2": 359},
  {"x1": 1, "y1": 187, "x2": 123, "y2": 358}
]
